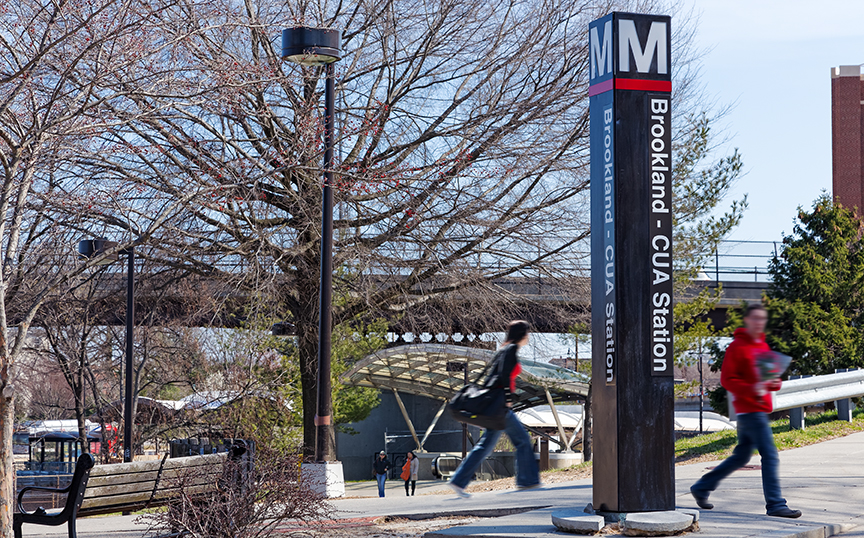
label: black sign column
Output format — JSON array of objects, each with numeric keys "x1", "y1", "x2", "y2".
[{"x1": 589, "y1": 12, "x2": 674, "y2": 513}]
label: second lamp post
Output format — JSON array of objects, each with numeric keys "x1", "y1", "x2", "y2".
[{"x1": 78, "y1": 238, "x2": 135, "y2": 463}]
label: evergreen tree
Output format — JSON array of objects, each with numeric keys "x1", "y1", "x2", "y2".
[{"x1": 765, "y1": 194, "x2": 864, "y2": 375}]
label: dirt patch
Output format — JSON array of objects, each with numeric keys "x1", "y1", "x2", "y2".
[
  {"x1": 461, "y1": 464, "x2": 594, "y2": 494},
  {"x1": 671, "y1": 453, "x2": 724, "y2": 467},
  {"x1": 417, "y1": 457, "x2": 719, "y2": 496},
  {"x1": 297, "y1": 515, "x2": 699, "y2": 537},
  {"x1": 297, "y1": 515, "x2": 486, "y2": 538}
]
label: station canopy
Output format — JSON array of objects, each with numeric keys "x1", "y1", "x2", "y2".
[{"x1": 342, "y1": 343, "x2": 589, "y2": 411}]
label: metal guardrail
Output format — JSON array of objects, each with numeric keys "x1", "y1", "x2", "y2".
[{"x1": 773, "y1": 369, "x2": 864, "y2": 412}]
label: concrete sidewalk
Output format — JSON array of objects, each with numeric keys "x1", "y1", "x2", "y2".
[
  {"x1": 343, "y1": 478, "x2": 453, "y2": 498},
  {"x1": 332, "y1": 432, "x2": 864, "y2": 537},
  {"x1": 16, "y1": 431, "x2": 864, "y2": 537}
]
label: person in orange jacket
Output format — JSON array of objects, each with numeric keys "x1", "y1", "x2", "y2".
[
  {"x1": 690, "y1": 303, "x2": 801, "y2": 518},
  {"x1": 402, "y1": 451, "x2": 419, "y2": 496}
]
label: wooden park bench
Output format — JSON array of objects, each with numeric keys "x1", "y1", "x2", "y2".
[{"x1": 14, "y1": 446, "x2": 246, "y2": 538}]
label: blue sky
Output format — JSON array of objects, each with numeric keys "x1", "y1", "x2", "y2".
[
  {"x1": 680, "y1": 0, "x2": 864, "y2": 242},
  {"x1": 398, "y1": 4, "x2": 864, "y2": 362}
]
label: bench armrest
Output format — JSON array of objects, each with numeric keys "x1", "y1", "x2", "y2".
[{"x1": 17, "y1": 484, "x2": 73, "y2": 514}]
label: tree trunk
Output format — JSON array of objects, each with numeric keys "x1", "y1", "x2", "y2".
[
  {"x1": 297, "y1": 319, "x2": 318, "y2": 458},
  {"x1": 76, "y1": 365, "x2": 88, "y2": 453},
  {"x1": 87, "y1": 366, "x2": 110, "y2": 463},
  {"x1": 0, "y1": 394, "x2": 15, "y2": 538},
  {"x1": 76, "y1": 418, "x2": 88, "y2": 454}
]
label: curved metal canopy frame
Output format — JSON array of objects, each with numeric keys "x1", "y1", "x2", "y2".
[{"x1": 342, "y1": 343, "x2": 589, "y2": 412}]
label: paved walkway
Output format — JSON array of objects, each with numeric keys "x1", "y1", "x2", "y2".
[
  {"x1": 17, "y1": 431, "x2": 864, "y2": 537},
  {"x1": 343, "y1": 478, "x2": 453, "y2": 498}
]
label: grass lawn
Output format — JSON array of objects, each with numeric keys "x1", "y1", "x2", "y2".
[
  {"x1": 540, "y1": 408, "x2": 864, "y2": 482},
  {"x1": 674, "y1": 408, "x2": 864, "y2": 464}
]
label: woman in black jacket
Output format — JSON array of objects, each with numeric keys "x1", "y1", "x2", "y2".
[
  {"x1": 373, "y1": 451, "x2": 391, "y2": 497},
  {"x1": 448, "y1": 320, "x2": 541, "y2": 498}
]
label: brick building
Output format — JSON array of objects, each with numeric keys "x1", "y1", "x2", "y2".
[{"x1": 831, "y1": 65, "x2": 864, "y2": 213}]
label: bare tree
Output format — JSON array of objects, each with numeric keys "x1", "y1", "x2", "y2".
[
  {"x1": 72, "y1": 0, "x2": 699, "y2": 457},
  {"x1": 15, "y1": 362, "x2": 75, "y2": 423},
  {"x1": 32, "y1": 283, "x2": 108, "y2": 452},
  {"x1": 0, "y1": 1, "x2": 206, "y2": 533},
  {"x1": 7, "y1": 0, "x2": 732, "y2": 473}
]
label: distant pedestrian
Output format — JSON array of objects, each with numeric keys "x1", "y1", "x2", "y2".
[
  {"x1": 690, "y1": 303, "x2": 802, "y2": 518},
  {"x1": 373, "y1": 451, "x2": 391, "y2": 497},
  {"x1": 448, "y1": 320, "x2": 541, "y2": 498},
  {"x1": 401, "y1": 451, "x2": 419, "y2": 496}
]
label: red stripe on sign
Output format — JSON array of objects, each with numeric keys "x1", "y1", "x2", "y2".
[
  {"x1": 614, "y1": 78, "x2": 672, "y2": 92},
  {"x1": 588, "y1": 79, "x2": 613, "y2": 96}
]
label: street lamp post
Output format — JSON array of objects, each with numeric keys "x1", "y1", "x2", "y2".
[
  {"x1": 281, "y1": 27, "x2": 341, "y2": 463},
  {"x1": 281, "y1": 26, "x2": 344, "y2": 497},
  {"x1": 78, "y1": 238, "x2": 135, "y2": 463},
  {"x1": 698, "y1": 338, "x2": 704, "y2": 435}
]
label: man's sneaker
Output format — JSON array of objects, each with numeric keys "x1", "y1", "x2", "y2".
[
  {"x1": 690, "y1": 488, "x2": 713, "y2": 510},
  {"x1": 516, "y1": 482, "x2": 544, "y2": 490},
  {"x1": 448, "y1": 482, "x2": 471, "y2": 499},
  {"x1": 767, "y1": 507, "x2": 802, "y2": 518}
]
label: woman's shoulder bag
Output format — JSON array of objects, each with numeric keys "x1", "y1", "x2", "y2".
[{"x1": 447, "y1": 353, "x2": 508, "y2": 430}]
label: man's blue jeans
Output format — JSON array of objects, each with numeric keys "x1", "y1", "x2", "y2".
[
  {"x1": 449, "y1": 409, "x2": 540, "y2": 489},
  {"x1": 376, "y1": 473, "x2": 386, "y2": 497},
  {"x1": 691, "y1": 412, "x2": 788, "y2": 513}
]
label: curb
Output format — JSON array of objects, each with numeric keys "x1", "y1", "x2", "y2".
[
  {"x1": 753, "y1": 523, "x2": 864, "y2": 538},
  {"x1": 754, "y1": 523, "x2": 860, "y2": 538}
]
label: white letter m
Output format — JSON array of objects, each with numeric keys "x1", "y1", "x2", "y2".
[
  {"x1": 618, "y1": 19, "x2": 667, "y2": 74},
  {"x1": 590, "y1": 20, "x2": 612, "y2": 79}
]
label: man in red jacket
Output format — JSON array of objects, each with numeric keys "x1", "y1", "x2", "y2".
[{"x1": 690, "y1": 304, "x2": 802, "y2": 518}]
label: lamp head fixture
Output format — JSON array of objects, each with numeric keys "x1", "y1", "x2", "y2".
[
  {"x1": 281, "y1": 27, "x2": 341, "y2": 66},
  {"x1": 78, "y1": 237, "x2": 119, "y2": 264}
]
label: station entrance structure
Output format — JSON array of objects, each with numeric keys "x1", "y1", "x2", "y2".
[{"x1": 342, "y1": 343, "x2": 590, "y2": 453}]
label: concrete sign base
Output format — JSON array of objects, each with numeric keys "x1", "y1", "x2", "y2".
[{"x1": 568, "y1": 504, "x2": 698, "y2": 536}]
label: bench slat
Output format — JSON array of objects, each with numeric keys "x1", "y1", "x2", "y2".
[
  {"x1": 86, "y1": 465, "x2": 224, "y2": 490},
  {"x1": 162, "y1": 453, "x2": 227, "y2": 469},
  {"x1": 83, "y1": 482, "x2": 157, "y2": 499},
  {"x1": 83, "y1": 474, "x2": 221, "y2": 501},
  {"x1": 88, "y1": 459, "x2": 163, "y2": 476},
  {"x1": 87, "y1": 453, "x2": 227, "y2": 479},
  {"x1": 80, "y1": 490, "x2": 155, "y2": 510},
  {"x1": 148, "y1": 466, "x2": 225, "y2": 482},
  {"x1": 86, "y1": 471, "x2": 160, "y2": 488},
  {"x1": 80, "y1": 482, "x2": 220, "y2": 512}
]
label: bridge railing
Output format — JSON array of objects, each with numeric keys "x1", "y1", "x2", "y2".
[
  {"x1": 353, "y1": 239, "x2": 779, "y2": 282},
  {"x1": 69, "y1": 238, "x2": 780, "y2": 283},
  {"x1": 342, "y1": 240, "x2": 779, "y2": 282},
  {"x1": 701, "y1": 240, "x2": 778, "y2": 283}
]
